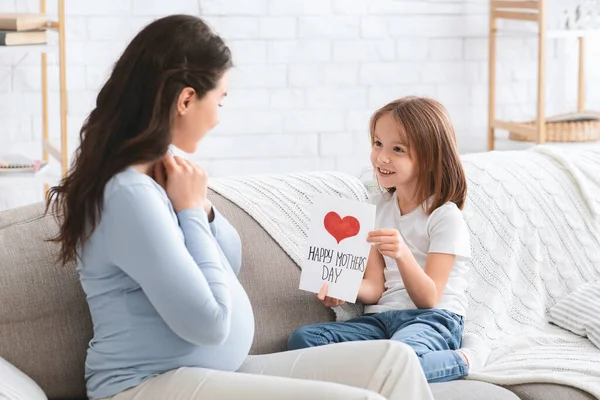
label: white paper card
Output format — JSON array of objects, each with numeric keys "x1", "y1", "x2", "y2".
[{"x1": 299, "y1": 195, "x2": 376, "y2": 303}]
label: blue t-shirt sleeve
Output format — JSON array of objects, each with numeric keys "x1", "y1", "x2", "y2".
[
  {"x1": 208, "y1": 207, "x2": 242, "y2": 276},
  {"x1": 102, "y1": 184, "x2": 233, "y2": 346}
]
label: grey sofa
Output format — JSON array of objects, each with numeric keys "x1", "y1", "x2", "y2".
[{"x1": 0, "y1": 190, "x2": 595, "y2": 400}]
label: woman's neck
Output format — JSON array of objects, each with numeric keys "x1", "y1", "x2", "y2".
[{"x1": 132, "y1": 162, "x2": 153, "y2": 176}]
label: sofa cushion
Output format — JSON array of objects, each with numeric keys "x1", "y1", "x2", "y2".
[
  {"x1": 504, "y1": 383, "x2": 596, "y2": 400},
  {"x1": 547, "y1": 280, "x2": 600, "y2": 348},
  {"x1": 430, "y1": 380, "x2": 519, "y2": 400},
  {"x1": 0, "y1": 203, "x2": 92, "y2": 399},
  {"x1": 0, "y1": 357, "x2": 47, "y2": 400}
]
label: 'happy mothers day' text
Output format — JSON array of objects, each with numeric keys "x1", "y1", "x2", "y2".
[{"x1": 307, "y1": 246, "x2": 367, "y2": 283}]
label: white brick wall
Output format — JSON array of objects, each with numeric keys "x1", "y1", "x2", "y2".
[{"x1": 1, "y1": 0, "x2": 600, "y2": 186}]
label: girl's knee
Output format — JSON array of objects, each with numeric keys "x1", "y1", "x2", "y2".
[
  {"x1": 380, "y1": 340, "x2": 421, "y2": 361},
  {"x1": 287, "y1": 325, "x2": 321, "y2": 350}
]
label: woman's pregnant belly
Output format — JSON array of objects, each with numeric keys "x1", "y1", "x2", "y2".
[
  {"x1": 184, "y1": 276, "x2": 255, "y2": 371},
  {"x1": 87, "y1": 273, "x2": 255, "y2": 380}
]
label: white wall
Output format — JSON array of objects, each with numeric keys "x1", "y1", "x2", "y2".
[{"x1": 1, "y1": 0, "x2": 599, "y2": 180}]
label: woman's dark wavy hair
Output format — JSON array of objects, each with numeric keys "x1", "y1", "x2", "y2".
[{"x1": 46, "y1": 15, "x2": 232, "y2": 265}]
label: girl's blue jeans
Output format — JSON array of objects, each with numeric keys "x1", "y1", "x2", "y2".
[{"x1": 288, "y1": 308, "x2": 468, "y2": 383}]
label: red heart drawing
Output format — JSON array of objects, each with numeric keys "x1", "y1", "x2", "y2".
[{"x1": 324, "y1": 211, "x2": 360, "y2": 244}]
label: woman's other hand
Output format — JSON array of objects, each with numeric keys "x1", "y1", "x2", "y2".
[{"x1": 160, "y1": 153, "x2": 208, "y2": 213}]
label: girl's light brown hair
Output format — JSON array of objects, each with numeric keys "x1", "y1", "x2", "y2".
[{"x1": 369, "y1": 96, "x2": 467, "y2": 214}]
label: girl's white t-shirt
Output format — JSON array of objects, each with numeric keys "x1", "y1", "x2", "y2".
[{"x1": 364, "y1": 191, "x2": 472, "y2": 317}]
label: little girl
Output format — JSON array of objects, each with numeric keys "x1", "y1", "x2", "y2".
[{"x1": 288, "y1": 96, "x2": 472, "y2": 383}]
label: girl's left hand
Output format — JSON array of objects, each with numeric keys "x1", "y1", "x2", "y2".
[
  {"x1": 317, "y1": 284, "x2": 345, "y2": 308},
  {"x1": 367, "y1": 229, "x2": 407, "y2": 261}
]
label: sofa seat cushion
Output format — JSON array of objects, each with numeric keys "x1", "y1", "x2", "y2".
[
  {"x1": 430, "y1": 380, "x2": 519, "y2": 400},
  {"x1": 504, "y1": 383, "x2": 596, "y2": 400},
  {"x1": 430, "y1": 381, "x2": 597, "y2": 400}
]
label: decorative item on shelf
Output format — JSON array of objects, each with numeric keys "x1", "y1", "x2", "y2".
[
  {"x1": 548, "y1": 0, "x2": 600, "y2": 30},
  {"x1": 568, "y1": 0, "x2": 600, "y2": 29},
  {"x1": 508, "y1": 112, "x2": 600, "y2": 142},
  {"x1": 0, "y1": 13, "x2": 48, "y2": 46},
  {"x1": 0, "y1": 13, "x2": 47, "y2": 30},
  {"x1": 0, "y1": 154, "x2": 48, "y2": 174},
  {"x1": 0, "y1": 30, "x2": 47, "y2": 46}
]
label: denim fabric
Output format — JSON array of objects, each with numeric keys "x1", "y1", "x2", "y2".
[{"x1": 288, "y1": 308, "x2": 468, "y2": 383}]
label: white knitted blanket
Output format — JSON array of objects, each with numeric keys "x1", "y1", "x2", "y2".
[
  {"x1": 208, "y1": 147, "x2": 600, "y2": 396},
  {"x1": 458, "y1": 147, "x2": 600, "y2": 396}
]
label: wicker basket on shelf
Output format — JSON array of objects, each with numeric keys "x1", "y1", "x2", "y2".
[{"x1": 509, "y1": 114, "x2": 600, "y2": 142}]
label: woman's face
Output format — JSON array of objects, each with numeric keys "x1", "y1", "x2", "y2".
[{"x1": 171, "y1": 71, "x2": 229, "y2": 153}]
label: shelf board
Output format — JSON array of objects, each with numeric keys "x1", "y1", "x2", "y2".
[
  {"x1": 493, "y1": 10, "x2": 539, "y2": 22},
  {"x1": 0, "y1": 166, "x2": 51, "y2": 184},
  {"x1": 0, "y1": 43, "x2": 56, "y2": 55},
  {"x1": 547, "y1": 29, "x2": 600, "y2": 38},
  {"x1": 492, "y1": 120, "x2": 537, "y2": 137},
  {"x1": 493, "y1": 135, "x2": 600, "y2": 149},
  {"x1": 496, "y1": 28, "x2": 600, "y2": 39}
]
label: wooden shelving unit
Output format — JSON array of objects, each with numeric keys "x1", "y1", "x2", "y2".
[
  {"x1": 488, "y1": 0, "x2": 600, "y2": 151},
  {"x1": 0, "y1": 0, "x2": 68, "y2": 190}
]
